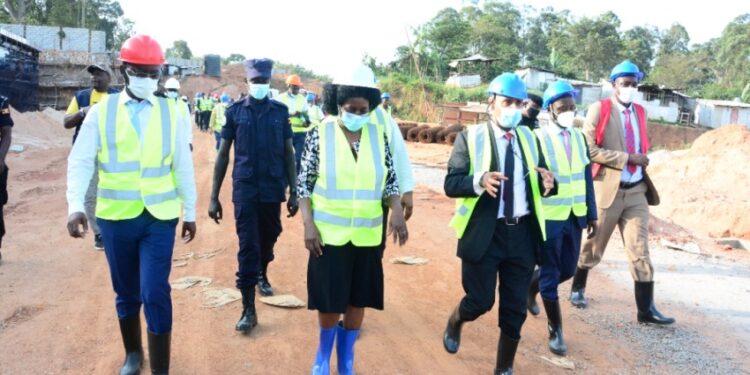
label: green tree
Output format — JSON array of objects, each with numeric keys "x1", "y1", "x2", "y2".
[
  {"x1": 658, "y1": 23, "x2": 690, "y2": 56},
  {"x1": 223, "y1": 53, "x2": 246, "y2": 64},
  {"x1": 521, "y1": 7, "x2": 570, "y2": 69},
  {"x1": 715, "y1": 14, "x2": 750, "y2": 97},
  {"x1": 165, "y1": 40, "x2": 193, "y2": 59},
  {"x1": 423, "y1": 7, "x2": 471, "y2": 79},
  {"x1": 470, "y1": 1, "x2": 522, "y2": 77},
  {"x1": 622, "y1": 25, "x2": 658, "y2": 74},
  {"x1": 550, "y1": 11, "x2": 623, "y2": 81}
]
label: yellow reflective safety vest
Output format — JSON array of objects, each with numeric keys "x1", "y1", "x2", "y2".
[
  {"x1": 276, "y1": 92, "x2": 308, "y2": 132},
  {"x1": 371, "y1": 105, "x2": 396, "y2": 147},
  {"x1": 312, "y1": 118, "x2": 386, "y2": 247},
  {"x1": 448, "y1": 123, "x2": 546, "y2": 240},
  {"x1": 211, "y1": 103, "x2": 227, "y2": 132},
  {"x1": 96, "y1": 93, "x2": 180, "y2": 221},
  {"x1": 534, "y1": 126, "x2": 589, "y2": 221},
  {"x1": 308, "y1": 104, "x2": 324, "y2": 127}
]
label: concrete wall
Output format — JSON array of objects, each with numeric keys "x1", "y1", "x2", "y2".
[
  {"x1": 0, "y1": 24, "x2": 105, "y2": 52},
  {"x1": 695, "y1": 104, "x2": 750, "y2": 128}
]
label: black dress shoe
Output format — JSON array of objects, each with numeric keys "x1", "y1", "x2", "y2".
[{"x1": 442, "y1": 306, "x2": 464, "y2": 354}]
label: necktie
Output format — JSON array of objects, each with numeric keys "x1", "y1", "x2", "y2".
[
  {"x1": 503, "y1": 132, "x2": 514, "y2": 219},
  {"x1": 624, "y1": 108, "x2": 637, "y2": 174},
  {"x1": 562, "y1": 129, "x2": 572, "y2": 163}
]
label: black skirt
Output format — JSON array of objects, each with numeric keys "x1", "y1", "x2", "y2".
[{"x1": 307, "y1": 242, "x2": 384, "y2": 313}]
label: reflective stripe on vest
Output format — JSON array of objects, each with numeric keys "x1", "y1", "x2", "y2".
[
  {"x1": 278, "y1": 93, "x2": 307, "y2": 130},
  {"x1": 372, "y1": 106, "x2": 396, "y2": 149},
  {"x1": 96, "y1": 94, "x2": 180, "y2": 221},
  {"x1": 312, "y1": 118, "x2": 386, "y2": 246},
  {"x1": 535, "y1": 127, "x2": 589, "y2": 220},
  {"x1": 448, "y1": 123, "x2": 546, "y2": 240}
]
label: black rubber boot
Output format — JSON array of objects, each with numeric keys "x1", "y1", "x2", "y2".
[
  {"x1": 442, "y1": 306, "x2": 465, "y2": 354},
  {"x1": 634, "y1": 281, "x2": 675, "y2": 325},
  {"x1": 494, "y1": 332, "x2": 519, "y2": 375},
  {"x1": 569, "y1": 268, "x2": 589, "y2": 308},
  {"x1": 527, "y1": 269, "x2": 540, "y2": 316},
  {"x1": 117, "y1": 317, "x2": 143, "y2": 375},
  {"x1": 147, "y1": 331, "x2": 170, "y2": 375},
  {"x1": 542, "y1": 298, "x2": 567, "y2": 356},
  {"x1": 235, "y1": 288, "x2": 258, "y2": 333},
  {"x1": 257, "y1": 263, "x2": 274, "y2": 297}
]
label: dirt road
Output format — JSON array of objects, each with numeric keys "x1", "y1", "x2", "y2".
[{"x1": 0, "y1": 116, "x2": 748, "y2": 374}]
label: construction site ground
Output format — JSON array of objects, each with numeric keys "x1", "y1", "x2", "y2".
[{"x1": 0, "y1": 108, "x2": 749, "y2": 374}]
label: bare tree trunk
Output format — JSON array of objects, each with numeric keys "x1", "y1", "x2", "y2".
[{"x1": 3, "y1": 0, "x2": 30, "y2": 23}]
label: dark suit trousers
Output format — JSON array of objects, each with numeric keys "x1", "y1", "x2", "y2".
[{"x1": 458, "y1": 217, "x2": 536, "y2": 340}]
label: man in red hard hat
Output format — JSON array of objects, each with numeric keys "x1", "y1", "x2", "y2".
[{"x1": 66, "y1": 34, "x2": 197, "y2": 375}]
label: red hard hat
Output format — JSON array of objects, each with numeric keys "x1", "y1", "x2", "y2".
[{"x1": 119, "y1": 34, "x2": 165, "y2": 65}]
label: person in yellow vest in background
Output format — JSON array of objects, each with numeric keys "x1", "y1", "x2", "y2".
[
  {"x1": 164, "y1": 77, "x2": 193, "y2": 152},
  {"x1": 63, "y1": 64, "x2": 120, "y2": 251},
  {"x1": 306, "y1": 92, "x2": 324, "y2": 127},
  {"x1": 209, "y1": 94, "x2": 231, "y2": 151},
  {"x1": 277, "y1": 74, "x2": 310, "y2": 171},
  {"x1": 298, "y1": 65, "x2": 408, "y2": 375},
  {"x1": 197, "y1": 93, "x2": 214, "y2": 132},
  {"x1": 525, "y1": 80, "x2": 598, "y2": 357},
  {"x1": 442, "y1": 73, "x2": 556, "y2": 375},
  {"x1": 66, "y1": 34, "x2": 197, "y2": 375}
]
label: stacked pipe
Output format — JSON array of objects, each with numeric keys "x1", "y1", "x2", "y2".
[
  {"x1": 418, "y1": 126, "x2": 446, "y2": 143},
  {"x1": 445, "y1": 132, "x2": 459, "y2": 146},
  {"x1": 398, "y1": 122, "x2": 418, "y2": 140},
  {"x1": 437, "y1": 124, "x2": 464, "y2": 144},
  {"x1": 407, "y1": 124, "x2": 430, "y2": 142}
]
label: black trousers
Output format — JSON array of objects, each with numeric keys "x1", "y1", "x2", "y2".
[
  {"x1": 234, "y1": 202, "x2": 282, "y2": 289},
  {"x1": 0, "y1": 165, "x2": 7, "y2": 248},
  {"x1": 458, "y1": 217, "x2": 536, "y2": 340},
  {"x1": 200, "y1": 111, "x2": 211, "y2": 131}
]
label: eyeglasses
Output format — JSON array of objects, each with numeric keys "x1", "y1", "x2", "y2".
[{"x1": 125, "y1": 67, "x2": 161, "y2": 79}]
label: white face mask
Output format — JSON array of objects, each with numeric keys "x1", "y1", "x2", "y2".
[
  {"x1": 492, "y1": 106, "x2": 522, "y2": 128},
  {"x1": 166, "y1": 91, "x2": 179, "y2": 99},
  {"x1": 617, "y1": 87, "x2": 638, "y2": 104},
  {"x1": 126, "y1": 74, "x2": 158, "y2": 100},
  {"x1": 555, "y1": 111, "x2": 576, "y2": 128}
]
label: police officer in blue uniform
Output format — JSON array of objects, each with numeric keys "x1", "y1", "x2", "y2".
[{"x1": 208, "y1": 58, "x2": 299, "y2": 334}]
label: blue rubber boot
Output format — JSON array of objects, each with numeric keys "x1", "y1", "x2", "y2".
[
  {"x1": 336, "y1": 322, "x2": 359, "y2": 375},
  {"x1": 311, "y1": 326, "x2": 337, "y2": 375}
]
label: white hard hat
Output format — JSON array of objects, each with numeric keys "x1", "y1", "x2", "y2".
[
  {"x1": 333, "y1": 65, "x2": 377, "y2": 89},
  {"x1": 164, "y1": 77, "x2": 180, "y2": 90}
]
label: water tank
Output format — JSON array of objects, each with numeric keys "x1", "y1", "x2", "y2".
[{"x1": 204, "y1": 54, "x2": 221, "y2": 77}]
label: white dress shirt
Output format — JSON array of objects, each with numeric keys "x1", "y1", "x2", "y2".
[
  {"x1": 66, "y1": 91, "x2": 197, "y2": 221},
  {"x1": 616, "y1": 102, "x2": 643, "y2": 183},
  {"x1": 472, "y1": 123, "x2": 530, "y2": 219}
]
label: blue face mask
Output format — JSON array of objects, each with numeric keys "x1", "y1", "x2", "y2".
[
  {"x1": 248, "y1": 83, "x2": 269, "y2": 100},
  {"x1": 340, "y1": 110, "x2": 369, "y2": 132},
  {"x1": 492, "y1": 106, "x2": 522, "y2": 128}
]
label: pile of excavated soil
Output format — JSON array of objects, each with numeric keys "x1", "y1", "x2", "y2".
[
  {"x1": 648, "y1": 124, "x2": 750, "y2": 239},
  {"x1": 9, "y1": 107, "x2": 70, "y2": 150}
]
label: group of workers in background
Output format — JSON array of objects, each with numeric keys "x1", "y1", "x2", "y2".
[{"x1": 50, "y1": 32, "x2": 673, "y2": 375}]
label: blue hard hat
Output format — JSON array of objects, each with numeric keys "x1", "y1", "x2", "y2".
[
  {"x1": 381, "y1": 92, "x2": 391, "y2": 99},
  {"x1": 306, "y1": 92, "x2": 316, "y2": 101},
  {"x1": 487, "y1": 73, "x2": 527, "y2": 101},
  {"x1": 609, "y1": 60, "x2": 644, "y2": 82},
  {"x1": 220, "y1": 94, "x2": 231, "y2": 103},
  {"x1": 542, "y1": 80, "x2": 578, "y2": 109}
]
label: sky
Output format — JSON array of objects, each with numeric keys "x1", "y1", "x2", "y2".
[{"x1": 120, "y1": 0, "x2": 748, "y2": 78}]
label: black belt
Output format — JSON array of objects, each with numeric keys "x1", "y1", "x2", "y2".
[
  {"x1": 498, "y1": 215, "x2": 529, "y2": 226},
  {"x1": 619, "y1": 180, "x2": 643, "y2": 190}
]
